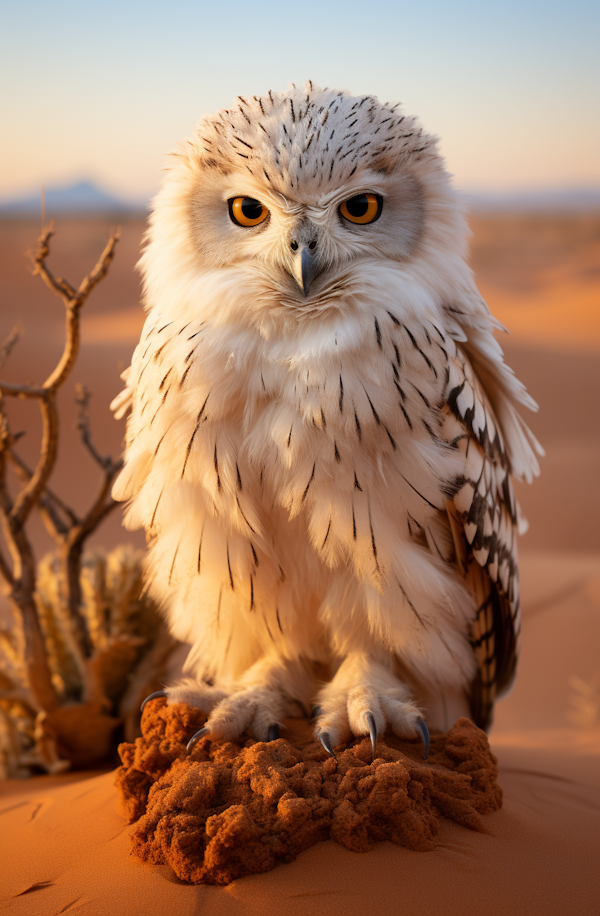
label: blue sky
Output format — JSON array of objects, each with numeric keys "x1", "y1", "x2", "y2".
[{"x1": 1, "y1": 0, "x2": 598, "y2": 202}]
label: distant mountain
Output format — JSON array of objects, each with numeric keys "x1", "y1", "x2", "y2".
[
  {"x1": 466, "y1": 188, "x2": 600, "y2": 211},
  {"x1": 0, "y1": 180, "x2": 147, "y2": 215},
  {"x1": 2, "y1": 180, "x2": 599, "y2": 217}
]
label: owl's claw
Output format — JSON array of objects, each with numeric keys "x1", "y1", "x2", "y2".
[
  {"x1": 140, "y1": 689, "x2": 167, "y2": 713},
  {"x1": 366, "y1": 712, "x2": 378, "y2": 758},
  {"x1": 320, "y1": 732, "x2": 337, "y2": 760},
  {"x1": 186, "y1": 726, "x2": 209, "y2": 752},
  {"x1": 267, "y1": 724, "x2": 280, "y2": 742},
  {"x1": 416, "y1": 716, "x2": 430, "y2": 760}
]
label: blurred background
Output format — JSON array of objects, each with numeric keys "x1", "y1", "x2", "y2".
[{"x1": 1, "y1": 0, "x2": 599, "y2": 741}]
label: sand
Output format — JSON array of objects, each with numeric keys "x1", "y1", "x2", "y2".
[{"x1": 1, "y1": 213, "x2": 599, "y2": 913}]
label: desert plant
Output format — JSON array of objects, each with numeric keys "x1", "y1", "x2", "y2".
[{"x1": 0, "y1": 223, "x2": 176, "y2": 777}]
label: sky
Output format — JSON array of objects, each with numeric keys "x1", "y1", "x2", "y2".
[{"x1": 1, "y1": 0, "x2": 599, "y2": 204}]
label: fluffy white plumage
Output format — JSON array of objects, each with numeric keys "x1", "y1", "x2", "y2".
[{"x1": 112, "y1": 82, "x2": 542, "y2": 749}]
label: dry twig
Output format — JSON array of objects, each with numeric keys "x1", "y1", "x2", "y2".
[
  {"x1": 0, "y1": 327, "x2": 22, "y2": 373},
  {"x1": 0, "y1": 222, "x2": 177, "y2": 778},
  {"x1": 0, "y1": 222, "x2": 120, "y2": 712}
]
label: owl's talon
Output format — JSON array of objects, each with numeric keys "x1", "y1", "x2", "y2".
[
  {"x1": 320, "y1": 732, "x2": 337, "y2": 760},
  {"x1": 416, "y1": 716, "x2": 430, "y2": 759},
  {"x1": 140, "y1": 690, "x2": 167, "y2": 713},
  {"x1": 267, "y1": 724, "x2": 280, "y2": 742},
  {"x1": 186, "y1": 726, "x2": 209, "y2": 752},
  {"x1": 366, "y1": 712, "x2": 378, "y2": 758},
  {"x1": 310, "y1": 705, "x2": 321, "y2": 721}
]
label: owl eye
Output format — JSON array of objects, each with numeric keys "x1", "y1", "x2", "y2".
[
  {"x1": 339, "y1": 193, "x2": 382, "y2": 225},
  {"x1": 229, "y1": 197, "x2": 269, "y2": 227}
]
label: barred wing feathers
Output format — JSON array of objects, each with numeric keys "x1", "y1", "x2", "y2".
[{"x1": 442, "y1": 344, "x2": 524, "y2": 730}]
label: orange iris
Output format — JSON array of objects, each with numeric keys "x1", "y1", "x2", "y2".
[
  {"x1": 229, "y1": 197, "x2": 269, "y2": 227},
  {"x1": 339, "y1": 193, "x2": 382, "y2": 224}
]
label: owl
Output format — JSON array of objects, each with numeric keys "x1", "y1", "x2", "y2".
[{"x1": 112, "y1": 81, "x2": 542, "y2": 758}]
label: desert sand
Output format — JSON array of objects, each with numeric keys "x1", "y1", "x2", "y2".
[{"x1": 1, "y1": 212, "x2": 599, "y2": 914}]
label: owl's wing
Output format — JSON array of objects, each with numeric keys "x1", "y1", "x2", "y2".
[{"x1": 440, "y1": 343, "x2": 525, "y2": 730}]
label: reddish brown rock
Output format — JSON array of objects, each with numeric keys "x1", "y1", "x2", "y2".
[{"x1": 115, "y1": 701, "x2": 502, "y2": 885}]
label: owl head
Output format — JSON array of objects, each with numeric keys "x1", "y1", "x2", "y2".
[{"x1": 140, "y1": 82, "x2": 471, "y2": 334}]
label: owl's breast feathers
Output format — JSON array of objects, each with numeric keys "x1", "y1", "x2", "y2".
[{"x1": 114, "y1": 298, "x2": 534, "y2": 729}]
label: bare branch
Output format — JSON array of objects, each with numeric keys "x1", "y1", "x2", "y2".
[
  {"x1": 0, "y1": 380, "x2": 46, "y2": 398},
  {"x1": 76, "y1": 385, "x2": 108, "y2": 469},
  {"x1": 0, "y1": 385, "x2": 59, "y2": 709},
  {"x1": 0, "y1": 540, "x2": 13, "y2": 587},
  {"x1": 0, "y1": 222, "x2": 121, "y2": 715},
  {"x1": 0, "y1": 226, "x2": 120, "y2": 404},
  {"x1": 5, "y1": 443, "x2": 90, "y2": 672},
  {"x1": 10, "y1": 395, "x2": 58, "y2": 528},
  {"x1": 75, "y1": 229, "x2": 122, "y2": 301},
  {"x1": 29, "y1": 223, "x2": 76, "y2": 302},
  {"x1": 0, "y1": 327, "x2": 22, "y2": 373},
  {"x1": 75, "y1": 471, "x2": 121, "y2": 544},
  {"x1": 0, "y1": 418, "x2": 15, "y2": 587},
  {"x1": 56, "y1": 384, "x2": 123, "y2": 660},
  {"x1": 43, "y1": 231, "x2": 121, "y2": 392},
  {"x1": 75, "y1": 384, "x2": 122, "y2": 475},
  {"x1": 2, "y1": 227, "x2": 121, "y2": 529},
  {"x1": 5, "y1": 539, "x2": 60, "y2": 712},
  {"x1": 9, "y1": 448, "x2": 79, "y2": 523},
  {"x1": 8, "y1": 449, "x2": 75, "y2": 538}
]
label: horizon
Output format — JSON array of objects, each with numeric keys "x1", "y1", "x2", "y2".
[{"x1": 2, "y1": 177, "x2": 600, "y2": 213}]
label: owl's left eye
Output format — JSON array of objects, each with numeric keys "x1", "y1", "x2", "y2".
[
  {"x1": 228, "y1": 197, "x2": 269, "y2": 227},
  {"x1": 339, "y1": 193, "x2": 382, "y2": 225}
]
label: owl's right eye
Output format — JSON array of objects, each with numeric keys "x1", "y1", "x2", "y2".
[{"x1": 228, "y1": 197, "x2": 269, "y2": 227}]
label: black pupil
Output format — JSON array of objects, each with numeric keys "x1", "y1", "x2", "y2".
[
  {"x1": 346, "y1": 195, "x2": 370, "y2": 217},
  {"x1": 241, "y1": 198, "x2": 263, "y2": 221}
]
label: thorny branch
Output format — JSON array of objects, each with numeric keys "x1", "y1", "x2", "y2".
[{"x1": 0, "y1": 221, "x2": 121, "y2": 712}]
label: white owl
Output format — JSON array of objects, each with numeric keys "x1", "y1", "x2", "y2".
[{"x1": 112, "y1": 82, "x2": 542, "y2": 758}]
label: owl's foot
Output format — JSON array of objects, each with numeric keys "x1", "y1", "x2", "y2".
[
  {"x1": 188, "y1": 680, "x2": 288, "y2": 747},
  {"x1": 141, "y1": 679, "x2": 229, "y2": 716},
  {"x1": 313, "y1": 652, "x2": 429, "y2": 760},
  {"x1": 141, "y1": 656, "x2": 309, "y2": 747}
]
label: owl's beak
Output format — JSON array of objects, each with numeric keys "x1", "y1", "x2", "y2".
[{"x1": 289, "y1": 245, "x2": 320, "y2": 297}]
